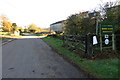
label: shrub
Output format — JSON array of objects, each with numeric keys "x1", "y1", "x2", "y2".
[{"x1": 115, "y1": 30, "x2": 120, "y2": 52}]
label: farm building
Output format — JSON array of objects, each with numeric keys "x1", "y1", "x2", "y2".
[{"x1": 50, "y1": 20, "x2": 65, "y2": 33}]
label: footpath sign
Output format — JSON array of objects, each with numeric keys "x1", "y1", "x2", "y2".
[{"x1": 100, "y1": 24, "x2": 115, "y2": 52}]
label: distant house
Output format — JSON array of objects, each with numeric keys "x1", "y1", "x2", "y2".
[{"x1": 50, "y1": 20, "x2": 65, "y2": 33}]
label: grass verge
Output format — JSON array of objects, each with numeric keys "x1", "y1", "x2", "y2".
[
  {"x1": 34, "y1": 33, "x2": 42, "y2": 36},
  {"x1": 0, "y1": 38, "x2": 5, "y2": 41},
  {"x1": 43, "y1": 37, "x2": 119, "y2": 78},
  {"x1": 30, "y1": 33, "x2": 42, "y2": 36},
  {"x1": 0, "y1": 38, "x2": 2, "y2": 41}
]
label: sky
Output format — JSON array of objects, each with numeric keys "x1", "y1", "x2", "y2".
[{"x1": 0, "y1": 0, "x2": 117, "y2": 28}]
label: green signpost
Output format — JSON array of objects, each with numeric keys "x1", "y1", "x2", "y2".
[
  {"x1": 100, "y1": 24, "x2": 115, "y2": 52},
  {"x1": 101, "y1": 24, "x2": 114, "y2": 34}
]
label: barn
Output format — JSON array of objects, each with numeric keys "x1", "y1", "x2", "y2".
[{"x1": 50, "y1": 20, "x2": 65, "y2": 33}]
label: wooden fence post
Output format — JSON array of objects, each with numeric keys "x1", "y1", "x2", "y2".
[
  {"x1": 63, "y1": 35, "x2": 65, "y2": 44},
  {"x1": 112, "y1": 33, "x2": 115, "y2": 51},
  {"x1": 87, "y1": 34, "x2": 93, "y2": 58},
  {"x1": 85, "y1": 35, "x2": 88, "y2": 54},
  {"x1": 100, "y1": 34, "x2": 102, "y2": 53}
]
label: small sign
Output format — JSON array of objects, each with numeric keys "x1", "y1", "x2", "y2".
[
  {"x1": 105, "y1": 34, "x2": 109, "y2": 38},
  {"x1": 105, "y1": 39, "x2": 109, "y2": 45},
  {"x1": 93, "y1": 36, "x2": 98, "y2": 45}
]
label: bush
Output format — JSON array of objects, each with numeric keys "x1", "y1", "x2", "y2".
[
  {"x1": 6, "y1": 33, "x2": 11, "y2": 35},
  {"x1": 115, "y1": 30, "x2": 120, "y2": 51},
  {"x1": 47, "y1": 34, "x2": 57, "y2": 38}
]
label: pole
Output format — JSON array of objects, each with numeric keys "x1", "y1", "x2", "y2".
[
  {"x1": 100, "y1": 34, "x2": 102, "y2": 53},
  {"x1": 96, "y1": 16, "x2": 99, "y2": 35},
  {"x1": 94, "y1": 11, "x2": 98, "y2": 35},
  {"x1": 85, "y1": 35, "x2": 87, "y2": 54},
  {"x1": 100, "y1": 24, "x2": 102, "y2": 53},
  {"x1": 112, "y1": 33, "x2": 115, "y2": 51}
]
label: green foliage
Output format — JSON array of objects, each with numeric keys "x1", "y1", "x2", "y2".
[
  {"x1": 0, "y1": 38, "x2": 2, "y2": 41},
  {"x1": 64, "y1": 12, "x2": 96, "y2": 35},
  {"x1": 0, "y1": 38, "x2": 5, "y2": 41},
  {"x1": 115, "y1": 30, "x2": 120, "y2": 51},
  {"x1": 33, "y1": 33, "x2": 42, "y2": 36},
  {"x1": 12, "y1": 23, "x2": 17, "y2": 27},
  {"x1": 21, "y1": 33, "x2": 25, "y2": 36},
  {"x1": 29, "y1": 24, "x2": 38, "y2": 29},
  {"x1": 6, "y1": 33, "x2": 11, "y2": 35},
  {"x1": 28, "y1": 24, "x2": 41, "y2": 33},
  {"x1": 102, "y1": 5, "x2": 120, "y2": 31},
  {"x1": 12, "y1": 23, "x2": 18, "y2": 32},
  {"x1": 101, "y1": 4, "x2": 120, "y2": 51}
]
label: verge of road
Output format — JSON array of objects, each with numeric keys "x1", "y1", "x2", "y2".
[
  {"x1": 1, "y1": 38, "x2": 15, "y2": 46},
  {"x1": 42, "y1": 39, "x2": 101, "y2": 80}
]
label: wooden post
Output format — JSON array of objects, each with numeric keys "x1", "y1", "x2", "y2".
[
  {"x1": 100, "y1": 34, "x2": 102, "y2": 53},
  {"x1": 63, "y1": 35, "x2": 65, "y2": 45},
  {"x1": 100, "y1": 24, "x2": 102, "y2": 53},
  {"x1": 96, "y1": 16, "x2": 99, "y2": 35},
  {"x1": 86, "y1": 34, "x2": 90, "y2": 58},
  {"x1": 112, "y1": 33, "x2": 115, "y2": 51},
  {"x1": 91, "y1": 35, "x2": 93, "y2": 57},
  {"x1": 85, "y1": 35, "x2": 87, "y2": 54},
  {"x1": 86, "y1": 34, "x2": 93, "y2": 58}
]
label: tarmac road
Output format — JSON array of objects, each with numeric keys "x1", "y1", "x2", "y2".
[{"x1": 2, "y1": 38, "x2": 87, "y2": 78}]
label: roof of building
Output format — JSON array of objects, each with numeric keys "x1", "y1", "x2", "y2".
[{"x1": 50, "y1": 20, "x2": 65, "y2": 26}]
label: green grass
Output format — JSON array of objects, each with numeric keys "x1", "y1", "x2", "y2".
[
  {"x1": 0, "y1": 32, "x2": 11, "y2": 35},
  {"x1": 43, "y1": 37, "x2": 119, "y2": 78},
  {"x1": 0, "y1": 38, "x2": 2, "y2": 41},
  {"x1": 0, "y1": 38, "x2": 5, "y2": 42},
  {"x1": 30, "y1": 33, "x2": 42, "y2": 36},
  {"x1": 80, "y1": 59, "x2": 119, "y2": 78},
  {"x1": 34, "y1": 33, "x2": 42, "y2": 36},
  {"x1": 21, "y1": 33, "x2": 25, "y2": 36},
  {"x1": 0, "y1": 38, "x2": 5, "y2": 41}
]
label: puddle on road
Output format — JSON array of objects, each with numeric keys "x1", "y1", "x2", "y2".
[{"x1": 8, "y1": 68, "x2": 14, "y2": 70}]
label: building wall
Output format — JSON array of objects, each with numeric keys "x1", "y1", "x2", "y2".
[{"x1": 50, "y1": 21, "x2": 64, "y2": 32}]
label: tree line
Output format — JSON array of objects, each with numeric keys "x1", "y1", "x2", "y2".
[{"x1": 0, "y1": 15, "x2": 41, "y2": 33}]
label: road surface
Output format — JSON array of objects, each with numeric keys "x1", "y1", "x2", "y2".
[{"x1": 2, "y1": 38, "x2": 87, "y2": 78}]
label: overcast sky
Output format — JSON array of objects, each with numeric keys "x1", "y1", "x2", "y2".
[{"x1": 0, "y1": 0, "x2": 117, "y2": 28}]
